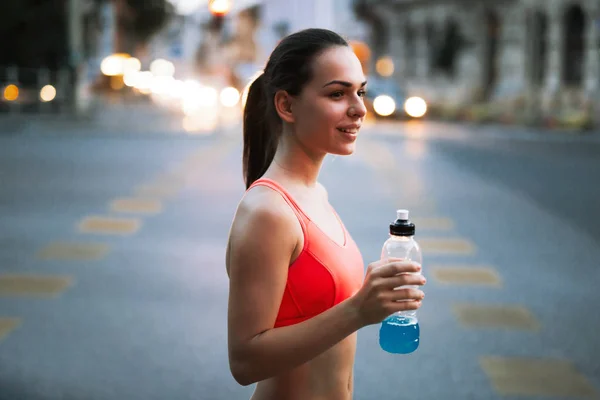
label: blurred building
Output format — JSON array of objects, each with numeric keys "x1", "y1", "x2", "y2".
[
  {"x1": 0, "y1": 0, "x2": 115, "y2": 114},
  {"x1": 254, "y1": 0, "x2": 369, "y2": 55},
  {"x1": 355, "y1": 0, "x2": 600, "y2": 129},
  {"x1": 1, "y1": 0, "x2": 178, "y2": 114},
  {"x1": 144, "y1": 12, "x2": 202, "y2": 79},
  {"x1": 202, "y1": 0, "x2": 369, "y2": 89}
]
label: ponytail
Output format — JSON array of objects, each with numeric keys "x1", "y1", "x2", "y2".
[{"x1": 243, "y1": 73, "x2": 279, "y2": 189}]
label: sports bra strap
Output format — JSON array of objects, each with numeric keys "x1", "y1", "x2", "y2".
[{"x1": 247, "y1": 178, "x2": 308, "y2": 240}]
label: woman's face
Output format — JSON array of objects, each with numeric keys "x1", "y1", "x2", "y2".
[{"x1": 288, "y1": 46, "x2": 367, "y2": 157}]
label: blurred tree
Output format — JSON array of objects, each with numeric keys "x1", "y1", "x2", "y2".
[
  {"x1": 119, "y1": 0, "x2": 174, "y2": 48},
  {"x1": 0, "y1": 0, "x2": 68, "y2": 69},
  {"x1": 0, "y1": 0, "x2": 172, "y2": 69}
]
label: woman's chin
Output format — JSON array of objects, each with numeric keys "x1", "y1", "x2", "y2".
[{"x1": 331, "y1": 143, "x2": 356, "y2": 156}]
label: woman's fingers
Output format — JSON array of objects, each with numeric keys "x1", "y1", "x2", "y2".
[
  {"x1": 388, "y1": 287, "x2": 425, "y2": 302},
  {"x1": 380, "y1": 274, "x2": 426, "y2": 289},
  {"x1": 371, "y1": 261, "x2": 421, "y2": 278}
]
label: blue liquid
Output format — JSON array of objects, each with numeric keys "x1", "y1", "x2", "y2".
[{"x1": 379, "y1": 315, "x2": 420, "y2": 354}]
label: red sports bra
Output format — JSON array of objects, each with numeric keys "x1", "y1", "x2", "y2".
[{"x1": 247, "y1": 178, "x2": 365, "y2": 328}]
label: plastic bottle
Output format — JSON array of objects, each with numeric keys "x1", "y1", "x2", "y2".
[{"x1": 379, "y1": 209, "x2": 423, "y2": 354}]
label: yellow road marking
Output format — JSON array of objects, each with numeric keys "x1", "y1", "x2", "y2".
[
  {"x1": 110, "y1": 198, "x2": 163, "y2": 214},
  {"x1": 431, "y1": 266, "x2": 502, "y2": 287},
  {"x1": 0, "y1": 275, "x2": 73, "y2": 297},
  {"x1": 36, "y1": 242, "x2": 110, "y2": 261},
  {"x1": 411, "y1": 217, "x2": 454, "y2": 230},
  {"x1": 453, "y1": 304, "x2": 540, "y2": 331},
  {"x1": 0, "y1": 318, "x2": 21, "y2": 342},
  {"x1": 134, "y1": 183, "x2": 180, "y2": 198},
  {"x1": 419, "y1": 238, "x2": 476, "y2": 255},
  {"x1": 78, "y1": 216, "x2": 141, "y2": 235},
  {"x1": 481, "y1": 356, "x2": 597, "y2": 397}
]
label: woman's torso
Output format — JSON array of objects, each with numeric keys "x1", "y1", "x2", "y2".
[
  {"x1": 251, "y1": 335, "x2": 357, "y2": 400},
  {"x1": 246, "y1": 178, "x2": 364, "y2": 400}
]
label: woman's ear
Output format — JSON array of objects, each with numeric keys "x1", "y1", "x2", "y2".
[{"x1": 274, "y1": 90, "x2": 295, "y2": 124}]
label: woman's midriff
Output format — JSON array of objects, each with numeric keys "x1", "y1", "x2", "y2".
[{"x1": 250, "y1": 333, "x2": 357, "y2": 400}]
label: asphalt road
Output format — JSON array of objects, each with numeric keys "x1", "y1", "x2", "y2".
[{"x1": 1, "y1": 109, "x2": 599, "y2": 400}]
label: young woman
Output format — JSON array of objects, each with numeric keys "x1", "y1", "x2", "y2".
[{"x1": 226, "y1": 28, "x2": 426, "y2": 400}]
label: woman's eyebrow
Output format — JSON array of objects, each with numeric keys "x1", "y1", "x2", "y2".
[{"x1": 322, "y1": 80, "x2": 368, "y2": 88}]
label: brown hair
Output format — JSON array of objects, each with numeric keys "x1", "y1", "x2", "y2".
[{"x1": 242, "y1": 28, "x2": 348, "y2": 189}]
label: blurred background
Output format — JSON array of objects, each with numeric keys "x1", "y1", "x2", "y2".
[
  {"x1": 2, "y1": 0, "x2": 600, "y2": 128},
  {"x1": 1, "y1": 1, "x2": 599, "y2": 399}
]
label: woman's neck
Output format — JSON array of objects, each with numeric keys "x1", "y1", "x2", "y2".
[{"x1": 266, "y1": 132, "x2": 325, "y2": 188}]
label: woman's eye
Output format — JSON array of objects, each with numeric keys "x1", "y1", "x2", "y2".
[
  {"x1": 358, "y1": 90, "x2": 367, "y2": 97},
  {"x1": 330, "y1": 91, "x2": 344, "y2": 99}
]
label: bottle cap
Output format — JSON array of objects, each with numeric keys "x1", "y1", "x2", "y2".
[{"x1": 390, "y1": 209, "x2": 415, "y2": 236}]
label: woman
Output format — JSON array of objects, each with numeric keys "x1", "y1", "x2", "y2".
[{"x1": 226, "y1": 28, "x2": 426, "y2": 400}]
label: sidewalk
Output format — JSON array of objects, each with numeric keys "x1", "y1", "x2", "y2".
[{"x1": 364, "y1": 119, "x2": 600, "y2": 144}]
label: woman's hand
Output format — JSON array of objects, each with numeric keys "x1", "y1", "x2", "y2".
[{"x1": 349, "y1": 258, "x2": 426, "y2": 327}]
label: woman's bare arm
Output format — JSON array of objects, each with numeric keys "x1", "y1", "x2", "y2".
[{"x1": 226, "y1": 188, "x2": 425, "y2": 386}]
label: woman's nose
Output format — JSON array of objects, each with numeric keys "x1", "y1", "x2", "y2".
[{"x1": 348, "y1": 98, "x2": 367, "y2": 118}]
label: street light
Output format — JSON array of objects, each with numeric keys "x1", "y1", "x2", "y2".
[
  {"x1": 208, "y1": 0, "x2": 231, "y2": 31},
  {"x1": 209, "y1": 0, "x2": 231, "y2": 16}
]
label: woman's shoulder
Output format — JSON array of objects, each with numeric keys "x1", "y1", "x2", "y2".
[
  {"x1": 240, "y1": 184, "x2": 285, "y2": 212},
  {"x1": 227, "y1": 185, "x2": 302, "y2": 276},
  {"x1": 235, "y1": 184, "x2": 299, "y2": 232}
]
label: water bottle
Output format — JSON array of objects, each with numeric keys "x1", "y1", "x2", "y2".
[{"x1": 379, "y1": 209, "x2": 423, "y2": 354}]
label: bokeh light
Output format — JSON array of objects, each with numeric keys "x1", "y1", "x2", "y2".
[
  {"x1": 167, "y1": 80, "x2": 186, "y2": 99},
  {"x1": 150, "y1": 59, "x2": 175, "y2": 77},
  {"x1": 182, "y1": 97, "x2": 202, "y2": 116},
  {"x1": 40, "y1": 85, "x2": 56, "y2": 102},
  {"x1": 376, "y1": 56, "x2": 395, "y2": 77},
  {"x1": 220, "y1": 87, "x2": 240, "y2": 107},
  {"x1": 404, "y1": 97, "x2": 428, "y2": 118},
  {"x1": 209, "y1": 0, "x2": 232, "y2": 16},
  {"x1": 124, "y1": 71, "x2": 139, "y2": 87},
  {"x1": 151, "y1": 76, "x2": 175, "y2": 95},
  {"x1": 3, "y1": 84, "x2": 19, "y2": 101},
  {"x1": 198, "y1": 86, "x2": 218, "y2": 107},
  {"x1": 101, "y1": 54, "x2": 129, "y2": 76},
  {"x1": 124, "y1": 58, "x2": 141, "y2": 75},
  {"x1": 134, "y1": 71, "x2": 153, "y2": 93},
  {"x1": 373, "y1": 95, "x2": 396, "y2": 117}
]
